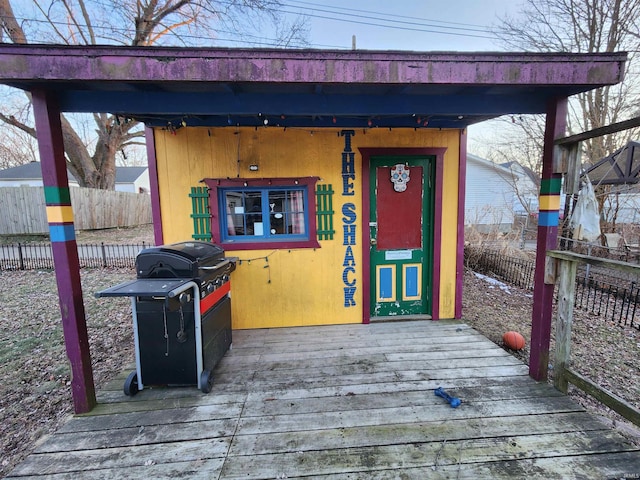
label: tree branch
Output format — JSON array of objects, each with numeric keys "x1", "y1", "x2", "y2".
[
  {"x1": 0, "y1": 0, "x2": 27, "y2": 43},
  {"x1": 61, "y1": 0, "x2": 90, "y2": 44},
  {"x1": 148, "y1": 17, "x2": 196, "y2": 44},
  {"x1": 77, "y1": 0, "x2": 96, "y2": 44},
  {"x1": 0, "y1": 112, "x2": 37, "y2": 138},
  {"x1": 33, "y1": 0, "x2": 70, "y2": 44}
]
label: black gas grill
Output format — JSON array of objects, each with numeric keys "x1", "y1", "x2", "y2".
[{"x1": 96, "y1": 241, "x2": 236, "y2": 395}]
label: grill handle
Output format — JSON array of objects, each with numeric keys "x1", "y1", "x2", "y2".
[{"x1": 199, "y1": 259, "x2": 231, "y2": 271}]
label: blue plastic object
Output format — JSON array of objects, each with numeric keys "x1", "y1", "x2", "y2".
[{"x1": 434, "y1": 387, "x2": 461, "y2": 408}]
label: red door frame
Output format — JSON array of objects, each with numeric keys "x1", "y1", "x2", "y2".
[{"x1": 359, "y1": 147, "x2": 446, "y2": 324}]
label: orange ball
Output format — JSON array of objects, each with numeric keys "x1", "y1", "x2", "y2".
[{"x1": 502, "y1": 331, "x2": 526, "y2": 350}]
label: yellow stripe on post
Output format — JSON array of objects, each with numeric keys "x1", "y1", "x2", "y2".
[
  {"x1": 538, "y1": 195, "x2": 561, "y2": 211},
  {"x1": 46, "y1": 205, "x2": 74, "y2": 224}
]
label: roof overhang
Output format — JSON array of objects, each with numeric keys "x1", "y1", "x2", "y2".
[
  {"x1": 584, "y1": 140, "x2": 640, "y2": 185},
  {"x1": 0, "y1": 45, "x2": 627, "y2": 129}
]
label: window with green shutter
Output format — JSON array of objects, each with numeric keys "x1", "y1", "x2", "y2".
[
  {"x1": 315, "y1": 184, "x2": 335, "y2": 241},
  {"x1": 189, "y1": 186, "x2": 212, "y2": 241}
]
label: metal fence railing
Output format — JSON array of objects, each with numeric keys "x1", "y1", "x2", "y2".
[
  {"x1": 574, "y1": 276, "x2": 640, "y2": 329},
  {"x1": 466, "y1": 248, "x2": 640, "y2": 330},
  {"x1": 0, "y1": 242, "x2": 148, "y2": 270},
  {"x1": 465, "y1": 249, "x2": 536, "y2": 290}
]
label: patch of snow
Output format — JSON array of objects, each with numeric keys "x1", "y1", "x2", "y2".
[{"x1": 474, "y1": 272, "x2": 511, "y2": 294}]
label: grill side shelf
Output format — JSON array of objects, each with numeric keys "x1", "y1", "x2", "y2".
[{"x1": 95, "y1": 278, "x2": 194, "y2": 298}]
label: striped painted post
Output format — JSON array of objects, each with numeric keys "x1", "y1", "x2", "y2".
[
  {"x1": 32, "y1": 90, "x2": 96, "y2": 413},
  {"x1": 529, "y1": 97, "x2": 567, "y2": 382}
]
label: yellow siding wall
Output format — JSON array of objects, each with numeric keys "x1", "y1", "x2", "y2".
[{"x1": 154, "y1": 127, "x2": 460, "y2": 328}]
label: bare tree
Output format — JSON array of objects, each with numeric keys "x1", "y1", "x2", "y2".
[
  {"x1": 487, "y1": 0, "x2": 640, "y2": 242},
  {"x1": 0, "y1": 136, "x2": 38, "y2": 169},
  {"x1": 493, "y1": 0, "x2": 640, "y2": 165},
  {"x1": 0, "y1": 0, "x2": 308, "y2": 188}
]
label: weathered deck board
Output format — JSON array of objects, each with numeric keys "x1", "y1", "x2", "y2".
[
  {"x1": 35, "y1": 418, "x2": 236, "y2": 453},
  {"x1": 233, "y1": 395, "x2": 581, "y2": 436},
  {"x1": 11, "y1": 438, "x2": 229, "y2": 476},
  {"x1": 56, "y1": 402, "x2": 244, "y2": 434},
  {"x1": 298, "y1": 451, "x2": 640, "y2": 480},
  {"x1": 4, "y1": 459, "x2": 224, "y2": 480},
  {"x1": 229, "y1": 411, "x2": 609, "y2": 455},
  {"x1": 219, "y1": 430, "x2": 638, "y2": 479},
  {"x1": 6, "y1": 320, "x2": 640, "y2": 479}
]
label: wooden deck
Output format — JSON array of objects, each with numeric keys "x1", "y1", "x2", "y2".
[{"x1": 7, "y1": 321, "x2": 640, "y2": 479}]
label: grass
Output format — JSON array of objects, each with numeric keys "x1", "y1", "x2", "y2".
[{"x1": 0, "y1": 268, "x2": 137, "y2": 477}]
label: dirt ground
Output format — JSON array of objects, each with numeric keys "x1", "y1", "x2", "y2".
[{"x1": 0, "y1": 225, "x2": 639, "y2": 476}]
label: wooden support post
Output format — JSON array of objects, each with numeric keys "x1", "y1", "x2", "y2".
[
  {"x1": 145, "y1": 127, "x2": 163, "y2": 246},
  {"x1": 530, "y1": 97, "x2": 567, "y2": 381},
  {"x1": 32, "y1": 89, "x2": 96, "y2": 414},
  {"x1": 563, "y1": 143, "x2": 582, "y2": 196},
  {"x1": 455, "y1": 128, "x2": 468, "y2": 319},
  {"x1": 553, "y1": 258, "x2": 578, "y2": 393},
  {"x1": 559, "y1": 142, "x2": 580, "y2": 250}
]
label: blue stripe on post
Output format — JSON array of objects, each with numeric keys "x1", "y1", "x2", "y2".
[
  {"x1": 49, "y1": 224, "x2": 76, "y2": 243},
  {"x1": 538, "y1": 211, "x2": 559, "y2": 227},
  {"x1": 379, "y1": 267, "x2": 393, "y2": 299},
  {"x1": 405, "y1": 266, "x2": 419, "y2": 297}
]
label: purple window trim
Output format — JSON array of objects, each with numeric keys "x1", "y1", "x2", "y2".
[{"x1": 204, "y1": 177, "x2": 321, "y2": 251}]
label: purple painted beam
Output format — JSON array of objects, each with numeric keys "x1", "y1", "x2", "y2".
[
  {"x1": 529, "y1": 97, "x2": 568, "y2": 382},
  {"x1": 32, "y1": 90, "x2": 96, "y2": 414},
  {"x1": 145, "y1": 127, "x2": 163, "y2": 246},
  {"x1": 0, "y1": 45, "x2": 626, "y2": 86}
]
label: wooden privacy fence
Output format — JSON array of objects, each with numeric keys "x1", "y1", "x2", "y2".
[{"x1": 0, "y1": 186, "x2": 152, "y2": 234}]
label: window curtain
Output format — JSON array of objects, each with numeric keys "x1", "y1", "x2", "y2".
[
  {"x1": 291, "y1": 191, "x2": 305, "y2": 234},
  {"x1": 226, "y1": 202, "x2": 236, "y2": 235}
]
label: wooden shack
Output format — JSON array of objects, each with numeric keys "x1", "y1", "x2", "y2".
[{"x1": 0, "y1": 45, "x2": 626, "y2": 411}]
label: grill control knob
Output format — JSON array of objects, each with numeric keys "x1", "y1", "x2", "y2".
[
  {"x1": 222, "y1": 274, "x2": 230, "y2": 283},
  {"x1": 206, "y1": 283, "x2": 215, "y2": 294}
]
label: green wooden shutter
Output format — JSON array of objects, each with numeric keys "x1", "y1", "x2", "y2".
[
  {"x1": 189, "y1": 186, "x2": 212, "y2": 241},
  {"x1": 315, "y1": 184, "x2": 335, "y2": 241}
]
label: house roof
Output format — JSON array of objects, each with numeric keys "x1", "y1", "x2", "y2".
[
  {"x1": 499, "y1": 160, "x2": 539, "y2": 183},
  {"x1": 115, "y1": 166, "x2": 147, "y2": 183},
  {"x1": 583, "y1": 139, "x2": 640, "y2": 185},
  {"x1": 0, "y1": 45, "x2": 627, "y2": 129},
  {"x1": 0, "y1": 161, "x2": 147, "y2": 184},
  {"x1": 467, "y1": 153, "x2": 521, "y2": 181},
  {"x1": 0, "y1": 161, "x2": 77, "y2": 182}
]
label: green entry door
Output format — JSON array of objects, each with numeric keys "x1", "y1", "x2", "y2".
[{"x1": 369, "y1": 156, "x2": 433, "y2": 318}]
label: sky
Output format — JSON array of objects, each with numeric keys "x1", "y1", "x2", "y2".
[
  {"x1": 274, "y1": 0, "x2": 524, "y2": 153},
  {"x1": 282, "y1": 0, "x2": 519, "y2": 51},
  {"x1": 2, "y1": 0, "x2": 525, "y2": 163}
]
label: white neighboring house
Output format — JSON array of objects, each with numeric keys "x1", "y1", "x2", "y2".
[
  {"x1": 0, "y1": 161, "x2": 80, "y2": 187},
  {"x1": 0, "y1": 162, "x2": 150, "y2": 193},
  {"x1": 465, "y1": 154, "x2": 538, "y2": 232},
  {"x1": 498, "y1": 160, "x2": 540, "y2": 215},
  {"x1": 113, "y1": 166, "x2": 150, "y2": 193}
]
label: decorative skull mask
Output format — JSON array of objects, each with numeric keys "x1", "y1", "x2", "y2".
[{"x1": 390, "y1": 164, "x2": 410, "y2": 192}]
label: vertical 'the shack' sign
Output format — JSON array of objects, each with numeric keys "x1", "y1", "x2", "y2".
[{"x1": 341, "y1": 130, "x2": 356, "y2": 307}]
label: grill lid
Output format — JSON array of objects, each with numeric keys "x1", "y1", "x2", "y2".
[{"x1": 136, "y1": 241, "x2": 227, "y2": 280}]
